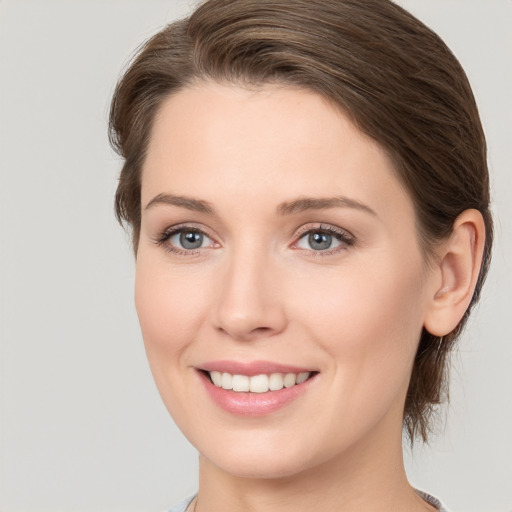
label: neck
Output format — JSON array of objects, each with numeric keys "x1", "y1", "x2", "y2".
[{"x1": 194, "y1": 421, "x2": 434, "y2": 512}]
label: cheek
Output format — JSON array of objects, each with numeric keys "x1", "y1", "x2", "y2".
[
  {"x1": 283, "y1": 259, "x2": 427, "y2": 445},
  {"x1": 134, "y1": 256, "x2": 210, "y2": 367},
  {"x1": 294, "y1": 261, "x2": 424, "y2": 338},
  {"x1": 134, "y1": 254, "x2": 216, "y2": 426},
  {"x1": 289, "y1": 253, "x2": 427, "y2": 390}
]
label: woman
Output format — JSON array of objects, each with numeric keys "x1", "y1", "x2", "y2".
[{"x1": 109, "y1": 1, "x2": 492, "y2": 511}]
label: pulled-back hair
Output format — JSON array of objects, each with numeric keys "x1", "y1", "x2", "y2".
[{"x1": 109, "y1": 0, "x2": 492, "y2": 442}]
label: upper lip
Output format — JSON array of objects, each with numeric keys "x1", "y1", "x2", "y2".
[{"x1": 198, "y1": 360, "x2": 315, "y2": 376}]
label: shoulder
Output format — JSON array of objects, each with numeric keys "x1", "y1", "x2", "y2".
[
  {"x1": 416, "y1": 489, "x2": 452, "y2": 512},
  {"x1": 167, "y1": 495, "x2": 195, "y2": 512}
]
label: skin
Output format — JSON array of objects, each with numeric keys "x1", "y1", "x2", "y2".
[{"x1": 135, "y1": 82, "x2": 484, "y2": 512}]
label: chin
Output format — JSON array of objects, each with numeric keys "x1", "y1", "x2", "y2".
[
  {"x1": 192, "y1": 426, "x2": 341, "y2": 481},
  {"x1": 203, "y1": 447, "x2": 315, "y2": 480}
]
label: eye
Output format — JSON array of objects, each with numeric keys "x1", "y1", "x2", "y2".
[
  {"x1": 299, "y1": 231, "x2": 339, "y2": 251},
  {"x1": 296, "y1": 231, "x2": 342, "y2": 251},
  {"x1": 293, "y1": 225, "x2": 354, "y2": 253},
  {"x1": 155, "y1": 225, "x2": 218, "y2": 254},
  {"x1": 169, "y1": 229, "x2": 211, "y2": 250}
]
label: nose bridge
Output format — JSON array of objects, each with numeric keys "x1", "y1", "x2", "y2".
[{"x1": 213, "y1": 239, "x2": 286, "y2": 340}]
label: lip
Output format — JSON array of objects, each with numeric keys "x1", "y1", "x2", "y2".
[
  {"x1": 199, "y1": 360, "x2": 314, "y2": 376},
  {"x1": 197, "y1": 361, "x2": 318, "y2": 417}
]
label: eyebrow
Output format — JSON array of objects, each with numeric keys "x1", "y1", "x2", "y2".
[
  {"x1": 277, "y1": 196, "x2": 377, "y2": 217},
  {"x1": 145, "y1": 193, "x2": 216, "y2": 214},
  {"x1": 144, "y1": 193, "x2": 377, "y2": 217}
]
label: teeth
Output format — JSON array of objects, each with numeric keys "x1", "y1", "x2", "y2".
[
  {"x1": 232, "y1": 374, "x2": 250, "y2": 392},
  {"x1": 283, "y1": 373, "x2": 296, "y2": 388},
  {"x1": 210, "y1": 371, "x2": 222, "y2": 387},
  {"x1": 249, "y1": 374, "x2": 269, "y2": 393},
  {"x1": 221, "y1": 372, "x2": 232, "y2": 390},
  {"x1": 209, "y1": 371, "x2": 312, "y2": 393},
  {"x1": 296, "y1": 372, "x2": 309, "y2": 384},
  {"x1": 268, "y1": 373, "x2": 284, "y2": 391}
]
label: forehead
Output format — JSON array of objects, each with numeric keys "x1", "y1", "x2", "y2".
[{"x1": 142, "y1": 82, "x2": 413, "y2": 222}]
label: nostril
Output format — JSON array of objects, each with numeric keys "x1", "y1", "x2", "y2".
[
  {"x1": 252, "y1": 326, "x2": 273, "y2": 334},
  {"x1": 217, "y1": 324, "x2": 278, "y2": 342}
]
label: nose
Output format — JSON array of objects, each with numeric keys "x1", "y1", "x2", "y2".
[{"x1": 213, "y1": 248, "x2": 287, "y2": 342}]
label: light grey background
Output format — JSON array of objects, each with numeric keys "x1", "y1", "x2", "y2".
[{"x1": 0, "y1": 1, "x2": 510, "y2": 511}]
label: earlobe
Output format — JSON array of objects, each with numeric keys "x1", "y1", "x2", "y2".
[{"x1": 424, "y1": 209, "x2": 486, "y2": 337}]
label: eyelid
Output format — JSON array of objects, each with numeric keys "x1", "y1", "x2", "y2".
[
  {"x1": 153, "y1": 222, "x2": 220, "y2": 254},
  {"x1": 152, "y1": 221, "x2": 354, "y2": 256},
  {"x1": 293, "y1": 222, "x2": 354, "y2": 239},
  {"x1": 291, "y1": 223, "x2": 355, "y2": 253}
]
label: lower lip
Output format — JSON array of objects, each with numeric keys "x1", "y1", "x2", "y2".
[{"x1": 198, "y1": 371, "x2": 316, "y2": 416}]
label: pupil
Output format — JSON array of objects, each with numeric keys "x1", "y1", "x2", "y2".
[
  {"x1": 180, "y1": 231, "x2": 203, "y2": 249},
  {"x1": 309, "y1": 232, "x2": 332, "y2": 250}
]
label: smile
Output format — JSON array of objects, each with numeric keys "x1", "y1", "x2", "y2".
[
  {"x1": 209, "y1": 371, "x2": 311, "y2": 393},
  {"x1": 198, "y1": 364, "x2": 318, "y2": 416}
]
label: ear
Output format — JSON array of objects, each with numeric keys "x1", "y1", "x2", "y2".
[{"x1": 423, "y1": 209, "x2": 486, "y2": 337}]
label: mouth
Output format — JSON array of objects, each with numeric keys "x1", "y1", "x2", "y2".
[
  {"x1": 204, "y1": 370, "x2": 314, "y2": 393},
  {"x1": 196, "y1": 362, "x2": 318, "y2": 416}
]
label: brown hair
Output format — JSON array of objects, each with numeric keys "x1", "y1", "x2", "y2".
[{"x1": 109, "y1": 0, "x2": 492, "y2": 442}]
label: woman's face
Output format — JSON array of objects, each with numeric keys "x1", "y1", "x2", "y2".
[{"x1": 136, "y1": 82, "x2": 437, "y2": 478}]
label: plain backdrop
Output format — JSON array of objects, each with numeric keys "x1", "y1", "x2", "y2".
[{"x1": 0, "y1": 1, "x2": 510, "y2": 511}]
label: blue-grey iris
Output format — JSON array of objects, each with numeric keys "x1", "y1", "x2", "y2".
[
  {"x1": 180, "y1": 231, "x2": 203, "y2": 249},
  {"x1": 309, "y1": 232, "x2": 332, "y2": 250}
]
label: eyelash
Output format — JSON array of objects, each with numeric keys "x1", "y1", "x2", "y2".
[
  {"x1": 292, "y1": 223, "x2": 355, "y2": 256},
  {"x1": 153, "y1": 223, "x2": 355, "y2": 256},
  {"x1": 154, "y1": 224, "x2": 218, "y2": 256}
]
